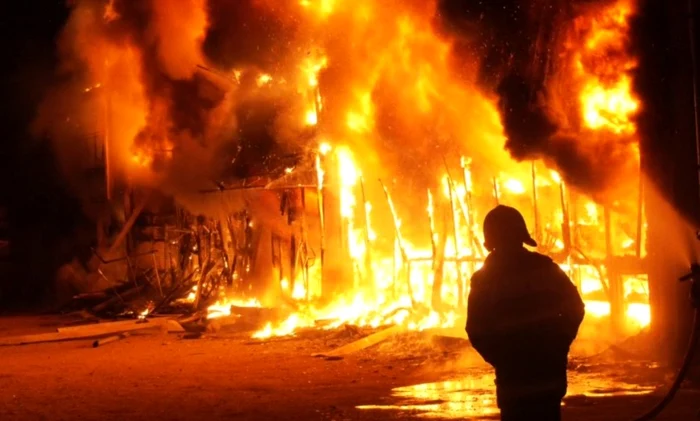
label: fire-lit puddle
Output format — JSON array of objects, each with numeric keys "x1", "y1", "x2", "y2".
[
  {"x1": 358, "y1": 373, "x2": 500, "y2": 419},
  {"x1": 357, "y1": 370, "x2": 657, "y2": 419}
]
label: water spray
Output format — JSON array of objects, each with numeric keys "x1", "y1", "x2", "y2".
[
  {"x1": 632, "y1": 261, "x2": 700, "y2": 420},
  {"x1": 633, "y1": 1, "x2": 700, "y2": 418}
]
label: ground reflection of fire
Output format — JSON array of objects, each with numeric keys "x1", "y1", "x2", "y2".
[{"x1": 356, "y1": 370, "x2": 657, "y2": 419}]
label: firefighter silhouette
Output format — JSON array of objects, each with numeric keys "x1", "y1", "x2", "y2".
[{"x1": 466, "y1": 205, "x2": 585, "y2": 421}]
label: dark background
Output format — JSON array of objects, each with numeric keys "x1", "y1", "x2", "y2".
[{"x1": 0, "y1": 1, "x2": 85, "y2": 309}]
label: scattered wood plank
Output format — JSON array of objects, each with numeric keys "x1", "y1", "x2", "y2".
[
  {"x1": 104, "y1": 194, "x2": 150, "y2": 258},
  {"x1": 93, "y1": 333, "x2": 130, "y2": 348},
  {"x1": 57, "y1": 317, "x2": 184, "y2": 334},
  {"x1": 314, "y1": 318, "x2": 337, "y2": 327},
  {"x1": 165, "y1": 320, "x2": 186, "y2": 333},
  {"x1": 0, "y1": 318, "x2": 180, "y2": 347},
  {"x1": 204, "y1": 315, "x2": 241, "y2": 333},
  {"x1": 312, "y1": 324, "x2": 406, "y2": 357},
  {"x1": 229, "y1": 306, "x2": 282, "y2": 322},
  {"x1": 57, "y1": 319, "x2": 152, "y2": 334},
  {"x1": 59, "y1": 310, "x2": 98, "y2": 323},
  {"x1": 176, "y1": 313, "x2": 204, "y2": 325},
  {"x1": 72, "y1": 292, "x2": 109, "y2": 300}
]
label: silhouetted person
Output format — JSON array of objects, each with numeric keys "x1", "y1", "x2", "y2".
[{"x1": 466, "y1": 205, "x2": 585, "y2": 421}]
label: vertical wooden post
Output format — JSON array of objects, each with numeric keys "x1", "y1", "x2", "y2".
[
  {"x1": 315, "y1": 153, "x2": 326, "y2": 293},
  {"x1": 492, "y1": 177, "x2": 500, "y2": 205},
  {"x1": 636, "y1": 172, "x2": 644, "y2": 259},
  {"x1": 604, "y1": 206, "x2": 624, "y2": 335},
  {"x1": 104, "y1": 86, "x2": 112, "y2": 201},
  {"x1": 559, "y1": 180, "x2": 571, "y2": 253},
  {"x1": 359, "y1": 178, "x2": 374, "y2": 286},
  {"x1": 531, "y1": 161, "x2": 540, "y2": 243}
]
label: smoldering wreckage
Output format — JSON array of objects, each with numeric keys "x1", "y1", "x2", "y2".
[{"x1": 14, "y1": 0, "x2": 658, "y2": 385}]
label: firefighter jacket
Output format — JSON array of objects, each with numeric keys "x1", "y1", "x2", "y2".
[{"x1": 466, "y1": 248, "x2": 585, "y2": 407}]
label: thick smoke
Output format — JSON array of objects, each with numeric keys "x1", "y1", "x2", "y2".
[
  {"x1": 438, "y1": 0, "x2": 640, "y2": 197},
  {"x1": 35, "y1": 0, "x2": 639, "y2": 221},
  {"x1": 34, "y1": 1, "x2": 493, "y2": 207},
  {"x1": 34, "y1": 0, "x2": 229, "y2": 200}
]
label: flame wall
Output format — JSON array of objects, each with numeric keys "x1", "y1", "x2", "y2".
[{"x1": 35, "y1": 0, "x2": 640, "y2": 212}]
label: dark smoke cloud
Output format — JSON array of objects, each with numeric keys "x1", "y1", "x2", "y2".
[
  {"x1": 203, "y1": 0, "x2": 295, "y2": 70},
  {"x1": 34, "y1": 0, "x2": 308, "y2": 206},
  {"x1": 38, "y1": 0, "x2": 638, "y2": 220},
  {"x1": 438, "y1": 0, "x2": 637, "y2": 196}
]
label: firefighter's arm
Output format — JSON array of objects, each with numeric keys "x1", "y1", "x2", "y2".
[
  {"x1": 466, "y1": 278, "x2": 498, "y2": 365},
  {"x1": 553, "y1": 266, "x2": 585, "y2": 340}
]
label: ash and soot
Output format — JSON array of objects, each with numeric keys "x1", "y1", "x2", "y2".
[{"x1": 32, "y1": 0, "x2": 650, "y2": 340}]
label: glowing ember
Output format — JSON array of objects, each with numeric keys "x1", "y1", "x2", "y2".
[
  {"x1": 83, "y1": 83, "x2": 102, "y2": 93},
  {"x1": 627, "y1": 303, "x2": 651, "y2": 327},
  {"x1": 319, "y1": 142, "x2": 332, "y2": 155},
  {"x1": 256, "y1": 73, "x2": 273, "y2": 87},
  {"x1": 550, "y1": 170, "x2": 562, "y2": 185},
  {"x1": 305, "y1": 109, "x2": 318, "y2": 126},
  {"x1": 137, "y1": 308, "x2": 150, "y2": 321},
  {"x1": 253, "y1": 314, "x2": 305, "y2": 339},
  {"x1": 502, "y1": 178, "x2": 525, "y2": 195}
]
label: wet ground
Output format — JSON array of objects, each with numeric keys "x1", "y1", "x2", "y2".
[
  {"x1": 358, "y1": 364, "x2": 663, "y2": 419},
  {"x1": 0, "y1": 316, "x2": 697, "y2": 420}
]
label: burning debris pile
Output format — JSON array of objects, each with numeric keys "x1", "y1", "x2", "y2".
[{"x1": 31, "y1": 0, "x2": 651, "y2": 350}]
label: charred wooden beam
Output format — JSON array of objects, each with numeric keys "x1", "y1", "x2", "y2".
[
  {"x1": 92, "y1": 332, "x2": 130, "y2": 348},
  {"x1": 312, "y1": 324, "x2": 406, "y2": 357},
  {"x1": 0, "y1": 318, "x2": 179, "y2": 346},
  {"x1": 359, "y1": 177, "x2": 374, "y2": 286},
  {"x1": 105, "y1": 193, "x2": 150, "y2": 259},
  {"x1": 531, "y1": 161, "x2": 540, "y2": 242},
  {"x1": 443, "y1": 158, "x2": 465, "y2": 308},
  {"x1": 91, "y1": 285, "x2": 145, "y2": 314}
]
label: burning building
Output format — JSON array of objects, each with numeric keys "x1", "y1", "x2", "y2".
[{"x1": 36, "y1": 0, "x2": 686, "y2": 351}]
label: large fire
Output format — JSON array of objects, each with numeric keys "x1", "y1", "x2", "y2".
[
  {"x1": 47, "y1": 0, "x2": 648, "y2": 340},
  {"x1": 207, "y1": 0, "x2": 646, "y2": 338}
]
